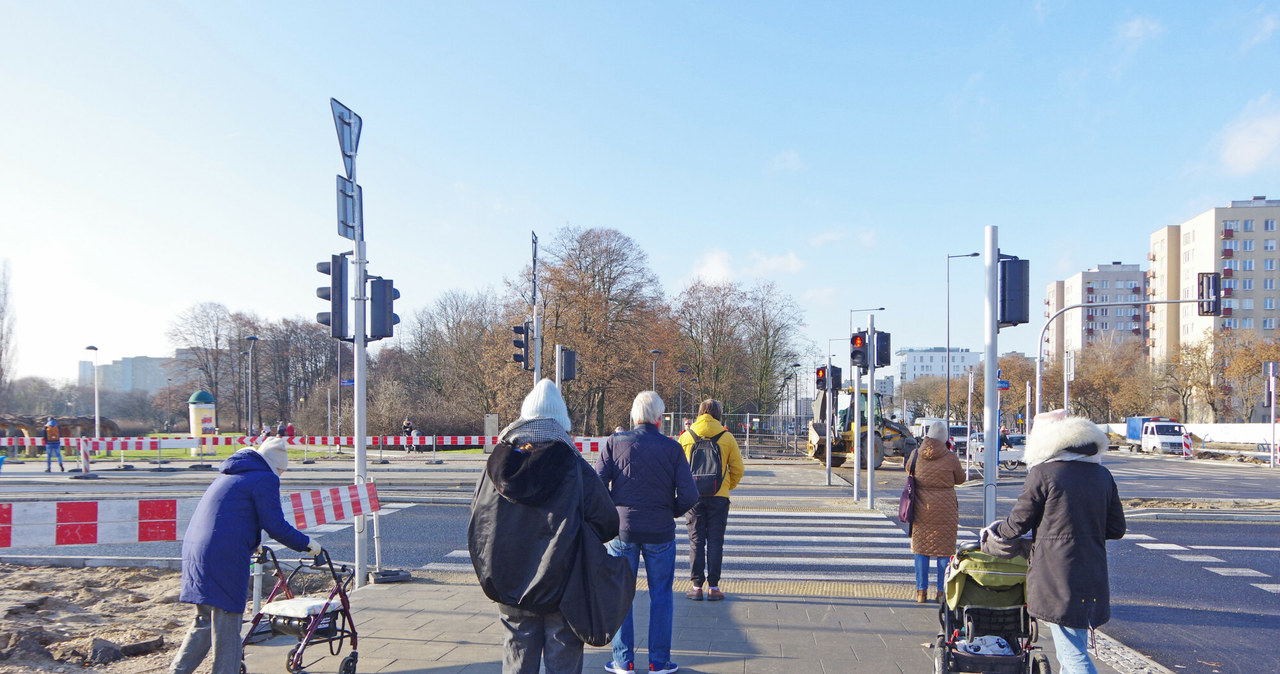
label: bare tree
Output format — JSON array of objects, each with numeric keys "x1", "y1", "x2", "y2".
[
  {"x1": 166, "y1": 303, "x2": 233, "y2": 405},
  {"x1": 674, "y1": 280, "x2": 745, "y2": 410},
  {"x1": 740, "y1": 281, "x2": 803, "y2": 414},
  {"x1": 0, "y1": 260, "x2": 13, "y2": 409}
]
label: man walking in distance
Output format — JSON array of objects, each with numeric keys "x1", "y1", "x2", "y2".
[
  {"x1": 679, "y1": 399, "x2": 744, "y2": 601},
  {"x1": 596, "y1": 391, "x2": 700, "y2": 674},
  {"x1": 170, "y1": 438, "x2": 320, "y2": 674},
  {"x1": 43, "y1": 417, "x2": 64, "y2": 472}
]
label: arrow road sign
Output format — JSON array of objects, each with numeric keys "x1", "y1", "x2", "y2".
[
  {"x1": 336, "y1": 175, "x2": 361, "y2": 240},
  {"x1": 330, "y1": 98, "x2": 362, "y2": 180}
]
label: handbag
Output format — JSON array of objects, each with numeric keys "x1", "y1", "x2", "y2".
[
  {"x1": 898, "y1": 451, "x2": 919, "y2": 529},
  {"x1": 559, "y1": 468, "x2": 636, "y2": 647}
]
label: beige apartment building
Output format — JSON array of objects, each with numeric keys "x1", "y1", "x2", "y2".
[
  {"x1": 1147, "y1": 196, "x2": 1280, "y2": 362},
  {"x1": 1043, "y1": 262, "x2": 1147, "y2": 364}
]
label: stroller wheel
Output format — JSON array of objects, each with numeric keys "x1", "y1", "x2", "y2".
[
  {"x1": 340, "y1": 654, "x2": 357, "y2": 674},
  {"x1": 239, "y1": 662, "x2": 247, "y2": 674},
  {"x1": 933, "y1": 636, "x2": 949, "y2": 674},
  {"x1": 1031, "y1": 652, "x2": 1052, "y2": 674}
]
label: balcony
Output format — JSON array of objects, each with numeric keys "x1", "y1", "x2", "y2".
[
  {"x1": 1147, "y1": 251, "x2": 1157, "y2": 261},
  {"x1": 1223, "y1": 228, "x2": 1234, "y2": 239},
  {"x1": 1224, "y1": 268, "x2": 1234, "y2": 277},
  {"x1": 1224, "y1": 287, "x2": 1234, "y2": 296},
  {"x1": 1223, "y1": 308, "x2": 1233, "y2": 317},
  {"x1": 1085, "y1": 286, "x2": 1095, "y2": 294},
  {"x1": 1132, "y1": 328, "x2": 1142, "y2": 335},
  {"x1": 1086, "y1": 328, "x2": 1095, "y2": 335},
  {"x1": 1222, "y1": 248, "x2": 1234, "y2": 258}
]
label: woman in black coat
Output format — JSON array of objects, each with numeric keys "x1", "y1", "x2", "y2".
[{"x1": 992, "y1": 410, "x2": 1125, "y2": 674}]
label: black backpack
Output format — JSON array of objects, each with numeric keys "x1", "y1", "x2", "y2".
[{"x1": 687, "y1": 429, "x2": 726, "y2": 496}]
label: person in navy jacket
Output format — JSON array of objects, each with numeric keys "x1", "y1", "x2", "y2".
[{"x1": 170, "y1": 437, "x2": 319, "y2": 674}]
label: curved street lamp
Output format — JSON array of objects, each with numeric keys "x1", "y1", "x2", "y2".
[{"x1": 246, "y1": 336, "x2": 259, "y2": 436}]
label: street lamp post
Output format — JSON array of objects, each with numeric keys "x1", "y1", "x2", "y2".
[
  {"x1": 166, "y1": 378, "x2": 172, "y2": 432},
  {"x1": 790, "y1": 362, "x2": 801, "y2": 451},
  {"x1": 676, "y1": 368, "x2": 686, "y2": 423},
  {"x1": 650, "y1": 349, "x2": 661, "y2": 391},
  {"x1": 946, "y1": 252, "x2": 980, "y2": 430},
  {"x1": 246, "y1": 336, "x2": 259, "y2": 438},
  {"x1": 84, "y1": 346, "x2": 100, "y2": 438}
]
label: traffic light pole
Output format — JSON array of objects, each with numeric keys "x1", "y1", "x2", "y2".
[
  {"x1": 824, "y1": 354, "x2": 833, "y2": 485},
  {"x1": 352, "y1": 197, "x2": 370, "y2": 591},
  {"x1": 983, "y1": 227, "x2": 999, "y2": 525},
  {"x1": 865, "y1": 313, "x2": 876, "y2": 509}
]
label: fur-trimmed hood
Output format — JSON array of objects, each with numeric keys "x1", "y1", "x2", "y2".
[{"x1": 1024, "y1": 410, "x2": 1107, "y2": 468}]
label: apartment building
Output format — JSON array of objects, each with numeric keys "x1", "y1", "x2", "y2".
[
  {"x1": 1147, "y1": 196, "x2": 1280, "y2": 362},
  {"x1": 78, "y1": 355, "x2": 173, "y2": 394},
  {"x1": 1043, "y1": 262, "x2": 1147, "y2": 364},
  {"x1": 896, "y1": 347, "x2": 981, "y2": 384}
]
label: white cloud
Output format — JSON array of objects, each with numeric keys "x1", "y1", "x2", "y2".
[
  {"x1": 808, "y1": 230, "x2": 845, "y2": 247},
  {"x1": 770, "y1": 150, "x2": 804, "y2": 173},
  {"x1": 747, "y1": 251, "x2": 805, "y2": 276},
  {"x1": 1219, "y1": 94, "x2": 1280, "y2": 175},
  {"x1": 1115, "y1": 16, "x2": 1163, "y2": 49},
  {"x1": 691, "y1": 248, "x2": 735, "y2": 283},
  {"x1": 856, "y1": 229, "x2": 877, "y2": 248},
  {"x1": 1244, "y1": 13, "x2": 1280, "y2": 50}
]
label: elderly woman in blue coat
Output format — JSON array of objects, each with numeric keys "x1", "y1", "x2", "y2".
[{"x1": 170, "y1": 438, "x2": 320, "y2": 674}]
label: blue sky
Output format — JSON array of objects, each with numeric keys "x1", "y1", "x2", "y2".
[{"x1": 4, "y1": 2, "x2": 1280, "y2": 382}]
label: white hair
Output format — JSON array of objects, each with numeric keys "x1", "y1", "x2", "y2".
[{"x1": 630, "y1": 391, "x2": 665, "y2": 425}]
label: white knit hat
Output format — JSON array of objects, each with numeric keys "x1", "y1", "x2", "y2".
[
  {"x1": 926, "y1": 421, "x2": 948, "y2": 442},
  {"x1": 257, "y1": 437, "x2": 289, "y2": 474},
  {"x1": 1024, "y1": 409, "x2": 1107, "y2": 467},
  {"x1": 520, "y1": 379, "x2": 572, "y2": 432}
]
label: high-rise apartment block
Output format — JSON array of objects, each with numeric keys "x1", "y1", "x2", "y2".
[
  {"x1": 1147, "y1": 196, "x2": 1280, "y2": 362},
  {"x1": 1043, "y1": 262, "x2": 1147, "y2": 364},
  {"x1": 896, "y1": 347, "x2": 981, "y2": 384}
]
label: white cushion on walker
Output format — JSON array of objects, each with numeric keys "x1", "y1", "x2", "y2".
[{"x1": 260, "y1": 597, "x2": 339, "y2": 618}]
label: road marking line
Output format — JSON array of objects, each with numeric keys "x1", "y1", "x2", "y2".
[
  {"x1": 1137, "y1": 543, "x2": 1187, "y2": 550},
  {"x1": 1169, "y1": 554, "x2": 1224, "y2": 563},
  {"x1": 1191, "y1": 545, "x2": 1280, "y2": 552},
  {"x1": 419, "y1": 561, "x2": 915, "y2": 583},
  {"x1": 1124, "y1": 534, "x2": 1155, "y2": 540},
  {"x1": 1205, "y1": 567, "x2": 1269, "y2": 577},
  {"x1": 1252, "y1": 584, "x2": 1280, "y2": 593}
]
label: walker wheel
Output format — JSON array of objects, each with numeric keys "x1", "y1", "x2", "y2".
[
  {"x1": 340, "y1": 654, "x2": 357, "y2": 674},
  {"x1": 285, "y1": 646, "x2": 302, "y2": 673},
  {"x1": 240, "y1": 663, "x2": 247, "y2": 674},
  {"x1": 1031, "y1": 653, "x2": 1052, "y2": 674}
]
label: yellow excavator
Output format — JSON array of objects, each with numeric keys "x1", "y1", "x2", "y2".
[{"x1": 807, "y1": 386, "x2": 916, "y2": 469}]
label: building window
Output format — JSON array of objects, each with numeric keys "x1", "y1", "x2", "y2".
[
  {"x1": 1099, "y1": 308, "x2": 1109, "y2": 316},
  {"x1": 1265, "y1": 298, "x2": 1275, "y2": 310},
  {"x1": 1243, "y1": 279, "x2": 1254, "y2": 290},
  {"x1": 1267, "y1": 240, "x2": 1277, "y2": 251},
  {"x1": 1243, "y1": 260, "x2": 1256, "y2": 271},
  {"x1": 1243, "y1": 240, "x2": 1256, "y2": 251},
  {"x1": 1268, "y1": 220, "x2": 1278, "y2": 232},
  {"x1": 1224, "y1": 220, "x2": 1240, "y2": 231},
  {"x1": 1243, "y1": 299, "x2": 1255, "y2": 310},
  {"x1": 1099, "y1": 280, "x2": 1110, "y2": 288},
  {"x1": 1100, "y1": 322, "x2": 1109, "y2": 330},
  {"x1": 1224, "y1": 279, "x2": 1237, "y2": 289},
  {"x1": 1244, "y1": 220, "x2": 1256, "y2": 232},
  {"x1": 1266, "y1": 318, "x2": 1276, "y2": 330},
  {"x1": 1086, "y1": 321, "x2": 1097, "y2": 329},
  {"x1": 1224, "y1": 239, "x2": 1238, "y2": 250},
  {"x1": 1244, "y1": 318, "x2": 1255, "y2": 329},
  {"x1": 1268, "y1": 259, "x2": 1277, "y2": 271},
  {"x1": 1224, "y1": 318, "x2": 1238, "y2": 329},
  {"x1": 1223, "y1": 299, "x2": 1237, "y2": 309},
  {"x1": 1266, "y1": 278, "x2": 1276, "y2": 290}
]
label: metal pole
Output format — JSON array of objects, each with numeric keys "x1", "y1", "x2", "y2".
[
  {"x1": 946, "y1": 255, "x2": 952, "y2": 428},
  {"x1": 1025, "y1": 381, "x2": 1032, "y2": 434},
  {"x1": 966, "y1": 370, "x2": 974, "y2": 475},
  {"x1": 555, "y1": 344, "x2": 563, "y2": 387},
  {"x1": 982, "y1": 226, "x2": 999, "y2": 525},
  {"x1": 866, "y1": 314, "x2": 877, "y2": 509},
  {"x1": 531, "y1": 232, "x2": 541, "y2": 383},
  {"x1": 352, "y1": 149, "x2": 369, "y2": 587},
  {"x1": 1271, "y1": 364, "x2": 1277, "y2": 468},
  {"x1": 92, "y1": 350, "x2": 100, "y2": 439},
  {"x1": 851, "y1": 366, "x2": 860, "y2": 501},
  {"x1": 825, "y1": 354, "x2": 833, "y2": 485}
]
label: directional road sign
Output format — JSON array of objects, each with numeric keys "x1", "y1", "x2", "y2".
[
  {"x1": 330, "y1": 98, "x2": 362, "y2": 180},
  {"x1": 997, "y1": 379, "x2": 1011, "y2": 391},
  {"x1": 340, "y1": 379, "x2": 354, "y2": 387}
]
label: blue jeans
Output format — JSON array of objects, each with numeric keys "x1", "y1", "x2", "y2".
[
  {"x1": 914, "y1": 554, "x2": 945, "y2": 593},
  {"x1": 606, "y1": 538, "x2": 675, "y2": 668},
  {"x1": 46, "y1": 444, "x2": 63, "y2": 470},
  {"x1": 1047, "y1": 622, "x2": 1097, "y2": 674}
]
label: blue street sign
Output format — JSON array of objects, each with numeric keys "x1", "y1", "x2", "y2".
[
  {"x1": 330, "y1": 98, "x2": 362, "y2": 180},
  {"x1": 340, "y1": 379, "x2": 354, "y2": 386},
  {"x1": 997, "y1": 379, "x2": 1010, "y2": 390},
  {"x1": 336, "y1": 175, "x2": 361, "y2": 240}
]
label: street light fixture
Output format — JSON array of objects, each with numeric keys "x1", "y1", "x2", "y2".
[
  {"x1": 246, "y1": 336, "x2": 259, "y2": 437},
  {"x1": 676, "y1": 368, "x2": 687, "y2": 424},
  {"x1": 84, "y1": 346, "x2": 100, "y2": 438},
  {"x1": 947, "y1": 253, "x2": 980, "y2": 429},
  {"x1": 650, "y1": 349, "x2": 662, "y2": 390}
]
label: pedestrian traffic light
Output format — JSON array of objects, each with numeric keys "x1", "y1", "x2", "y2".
[
  {"x1": 369, "y1": 278, "x2": 400, "y2": 340},
  {"x1": 999, "y1": 257, "x2": 1030, "y2": 328},
  {"x1": 816, "y1": 366, "x2": 828, "y2": 391},
  {"x1": 875, "y1": 330, "x2": 892, "y2": 368},
  {"x1": 829, "y1": 365, "x2": 843, "y2": 391},
  {"x1": 512, "y1": 322, "x2": 532, "y2": 370},
  {"x1": 851, "y1": 331, "x2": 869, "y2": 369},
  {"x1": 1198, "y1": 272, "x2": 1222, "y2": 317},
  {"x1": 316, "y1": 254, "x2": 348, "y2": 340},
  {"x1": 561, "y1": 349, "x2": 577, "y2": 382}
]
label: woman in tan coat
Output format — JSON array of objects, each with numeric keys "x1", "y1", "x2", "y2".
[{"x1": 908, "y1": 421, "x2": 967, "y2": 602}]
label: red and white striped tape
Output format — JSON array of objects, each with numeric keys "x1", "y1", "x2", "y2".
[
  {"x1": 0, "y1": 484, "x2": 381, "y2": 548},
  {"x1": 2, "y1": 435, "x2": 611, "y2": 452},
  {"x1": 434, "y1": 435, "x2": 498, "y2": 446},
  {"x1": 1182, "y1": 433, "x2": 1192, "y2": 458}
]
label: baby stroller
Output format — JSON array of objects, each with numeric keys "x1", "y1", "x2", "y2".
[
  {"x1": 934, "y1": 542, "x2": 1050, "y2": 674},
  {"x1": 242, "y1": 546, "x2": 359, "y2": 674}
]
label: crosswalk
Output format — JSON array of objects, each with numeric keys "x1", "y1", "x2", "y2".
[
  {"x1": 423, "y1": 508, "x2": 976, "y2": 584},
  {"x1": 1130, "y1": 533, "x2": 1280, "y2": 594}
]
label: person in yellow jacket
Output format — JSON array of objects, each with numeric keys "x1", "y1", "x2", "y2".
[{"x1": 678, "y1": 399, "x2": 744, "y2": 601}]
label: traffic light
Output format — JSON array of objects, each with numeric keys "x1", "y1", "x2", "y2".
[
  {"x1": 999, "y1": 257, "x2": 1030, "y2": 328},
  {"x1": 561, "y1": 349, "x2": 577, "y2": 382},
  {"x1": 316, "y1": 254, "x2": 348, "y2": 340},
  {"x1": 369, "y1": 278, "x2": 400, "y2": 340},
  {"x1": 1198, "y1": 272, "x2": 1222, "y2": 317},
  {"x1": 829, "y1": 366, "x2": 843, "y2": 391},
  {"x1": 851, "y1": 331, "x2": 869, "y2": 369},
  {"x1": 816, "y1": 366, "x2": 828, "y2": 391},
  {"x1": 512, "y1": 322, "x2": 532, "y2": 370},
  {"x1": 875, "y1": 330, "x2": 892, "y2": 367}
]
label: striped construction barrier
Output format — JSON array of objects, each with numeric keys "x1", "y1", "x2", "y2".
[
  {"x1": 0, "y1": 483, "x2": 381, "y2": 548},
  {"x1": 2, "y1": 435, "x2": 612, "y2": 453}
]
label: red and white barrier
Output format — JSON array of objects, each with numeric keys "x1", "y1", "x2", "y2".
[
  {"x1": 1182, "y1": 433, "x2": 1193, "y2": 458},
  {"x1": 3, "y1": 434, "x2": 611, "y2": 454},
  {"x1": 0, "y1": 484, "x2": 381, "y2": 549}
]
